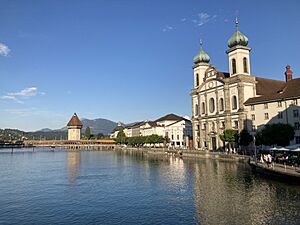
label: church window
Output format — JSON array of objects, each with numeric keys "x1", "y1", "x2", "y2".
[
  {"x1": 209, "y1": 98, "x2": 215, "y2": 113},
  {"x1": 232, "y1": 58, "x2": 237, "y2": 74},
  {"x1": 293, "y1": 109, "x2": 299, "y2": 118},
  {"x1": 232, "y1": 96, "x2": 238, "y2": 110},
  {"x1": 296, "y1": 136, "x2": 300, "y2": 144},
  {"x1": 277, "y1": 101, "x2": 282, "y2": 107},
  {"x1": 195, "y1": 104, "x2": 199, "y2": 116},
  {"x1": 264, "y1": 113, "x2": 269, "y2": 120},
  {"x1": 202, "y1": 102, "x2": 205, "y2": 114},
  {"x1": 243, "y1": 57, "x2": 248, "y2": 73},
  {"x1": 278, "y1": 112, "x2": 283, "y2": 119},
  {"x1": 211, "y1": 122, "x2": 215, "y2": 131},
  {"x1": 251, "y1": 105, "x2": 255, "y2": 111},
  {"x1": 264, "y1": 103, "x2": 268, "y2": 109},
  {"x1": 219, "y1": 98, "x2": 224, "y2": 111},
  {"x1": 196, "y1": 73, "x2": 199, "y2": 86},
  {"x1": 251, "y1": 114, "x2": 255, "y2": 121}
]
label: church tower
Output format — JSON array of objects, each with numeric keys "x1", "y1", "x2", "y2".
[
  {"x1": 226, "y1": 17, "x2": 251, "y2": 76},
  {"x1": 193, "y1": 35, "x2": 211, "y2": 87},
  {"x1": 67, "y1": 113, "x2": 83, "y2": 141}
]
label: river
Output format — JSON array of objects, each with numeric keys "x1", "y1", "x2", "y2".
[{"x1": 0, "y1": 148, "x2": 299, "y2": 225}]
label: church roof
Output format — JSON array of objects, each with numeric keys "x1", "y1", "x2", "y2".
[
  {"x1": 67, "y1": 113, "x2": 83, "y2": 127},
  {"x1": 194, "y1": 36, "x2": 210, "y2": 64},
  {"x1": 244, "y1": 77, "x2": 300, "y2": 105},
  {"x1": 227, "y1": 17, "x2": 248, "y2": 48},
  {"x1": 155, "y1": 113, "x2": 187, "y2": 122}
]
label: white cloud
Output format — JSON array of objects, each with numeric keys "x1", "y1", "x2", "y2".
[
  {"x1": 0, "y1": 43, "x2": 11, "y2": 56},
  {"x1": 191, "y1": 13, "x2": 217, "y2": 27},
  {"x1": 162, "y1": 25, "x2": 174, "y2": 32},
  {"x1": 8, "y1": 87, "x2": 38, "y2": 97},
  {"x1": 181, "y1": 18, "x2": 187, "y2": 22},
  {"x1": 1, "y1": 87, "x2": 43, "y2": 104}
]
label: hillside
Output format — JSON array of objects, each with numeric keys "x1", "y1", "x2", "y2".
[
  {"x1": 79, "y1": 118, "x2": 118, "y2": 135},
  {"x1": 1, "y1": 118, "x2": 118, "y2": 140},
  {"x1": 39, "y1": 118, "x2": 118, "y2": 136}
]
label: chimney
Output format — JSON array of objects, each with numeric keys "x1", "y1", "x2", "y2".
[{"x1": 285, "y1": 64, "x2": 293, "y2": 82}]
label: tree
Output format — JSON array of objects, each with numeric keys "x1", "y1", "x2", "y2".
[
  {"x1": 97, "y1": 133, "x2": 105, "y2": 139},
  {"x1": 219, "y1": 129, "x2": 238, "y2": 151},
  {"x1": 239, "y1": 129, "x2": 253, "y2": 155},
  {"x1": 84, "y1": 127, "x2": 91, "y2": 140},
  {"x1": 115, "y1": 130, "x2": 127, "y2": 144},
  {"x1": 261, "y1": 123, "x2": 294, "y2": 146},
  {"x1": 254, "y1": 130, "x2": 263, "y2": 146}
]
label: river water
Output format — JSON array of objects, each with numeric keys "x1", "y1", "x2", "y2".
[{"x1": 0, "y1": 149, "x2": 299, "y2": 225}]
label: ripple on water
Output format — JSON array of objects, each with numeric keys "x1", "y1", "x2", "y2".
[{"x1": 0, "y1": 150, "x2": 299, "y2": 225}]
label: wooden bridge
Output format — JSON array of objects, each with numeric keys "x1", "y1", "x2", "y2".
[{"x1": 23, "y1": 139, "x2": 116, "y2": 150}]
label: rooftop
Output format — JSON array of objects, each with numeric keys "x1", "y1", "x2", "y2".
[
  {"x1": 245, "y1": 77, "x2": 300, "y2": 105},
  {"x1": 67, "y1": 113, "x2": 83, "y2": 127}
]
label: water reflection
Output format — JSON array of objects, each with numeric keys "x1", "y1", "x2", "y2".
[
  {"x1": 67, "y1": 151, "x2": 81, "y2": 184},
  {"x1": 0, "y1": 150, "x2": 299, "y2": 225},
  {"x1": 192, "y1": 159, "x2": 300, "y2": 225}
]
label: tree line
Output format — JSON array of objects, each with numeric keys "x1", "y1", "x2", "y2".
[
  {"x1": 115, "y1": 130, "x2": 165, "y2": 146},
  {"x1": 219, "y1": 123, "x2": 295, "y2": 153}
]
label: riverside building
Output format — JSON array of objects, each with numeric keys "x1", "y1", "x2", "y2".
[
  {"x1": 191, "y1": 18, "x2": 300, "y2": 151},
  {"x1": 111, "y1": 114, "x2": 192, "y2": 148}
]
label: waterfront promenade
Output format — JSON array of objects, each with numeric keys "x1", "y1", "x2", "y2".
[{"x1": 250, "y1": 160, "x2": 300, "y2": 181}]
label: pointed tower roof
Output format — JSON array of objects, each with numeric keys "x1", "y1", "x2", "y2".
[
  {"x1": 227, "y1": 17, "x2": 248, "y2": 48},
  {"x1": 193, "y1": 34, "x2": 210, "y2": 64},
  {"x1": 67, "y1": 113, "x2": 83, "y2": 127}
]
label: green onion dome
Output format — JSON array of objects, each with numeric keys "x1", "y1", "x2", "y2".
[
  {"x1": 227, "y1": 17, "x2": 248, "y2": 48},
  {"x1": 193, "y1": 37, "x2": 210, "y2": 64},
  {"x1": 193, "y1": 49, "x2": 210, "y2": 64}
]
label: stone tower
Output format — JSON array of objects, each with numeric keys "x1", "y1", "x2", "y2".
[
  {"x1": 226, "y1": 17, "x2": 251, "y2": 76},
  {"x1": 67, "y1": 113, "x2": 83, "y2": 141}
]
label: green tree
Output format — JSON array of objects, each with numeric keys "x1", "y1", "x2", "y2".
[
  {"x1": 254, "y1": 130, "x2": 263, "y2": 146},
  {"x1": 239, "y1": 129, "x2": 253, "y2": 155},
  {"x1": 97, "y1": 133, "x2": 105, "y2": 139},
  {"x1": 84, "y1": 127, "x2": 91, "y2": 140},
  {"x1": 219, "y1": 129, "x2": 238, "y2": 151},
  {"x1": 261, "y1": 123, "x2": 294, "y2": 146},
  {"x1": 115, "y1": 130, "x2": 127, "y2": 144}
]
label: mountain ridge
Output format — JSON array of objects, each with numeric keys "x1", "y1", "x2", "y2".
[{"x1": 37, "y1": 118, "x2": 118, "y2": 135}]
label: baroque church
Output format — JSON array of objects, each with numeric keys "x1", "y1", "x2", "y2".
[{"x1": 191, "y1": 18, "x2": 300, "y2": 150}]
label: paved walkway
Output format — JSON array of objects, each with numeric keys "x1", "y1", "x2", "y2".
[{"x1": 251, "y1": 161, "x2": 300, "y2": 178}]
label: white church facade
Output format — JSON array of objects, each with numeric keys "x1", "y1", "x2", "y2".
[{"x1": 191, "y1": 18, "x2": 300, "y2": 151}]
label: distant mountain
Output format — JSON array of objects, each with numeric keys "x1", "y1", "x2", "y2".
[
  {"x1": 36, "y1": 128, "x2": 53, "y2": 132},
  {"x1": 35, "y1": 118, "x2": 118, "y2": 136},
  {"x1": 79, "y1": 118, "x2": 118, "y2": 135}
]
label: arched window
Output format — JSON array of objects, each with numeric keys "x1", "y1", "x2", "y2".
[
  {"x1": 202, "y1": 102, "x2": 205, "y2": 114},
  {"x1": 232, "y1": 96, "x2": 238, "y2": 110},
  {"x1": 232, "y1": 58, "x2": 236, "y2": 74},
  {"x1": 209, "y1": 98, "x2": 215, "y2": 113},
  {"x1": 195, "y1": 104, "x2": 199, "y2": 116},
  {"x1": 196, "y1": 73, "x2": 199, "y2": 86},
  {"x1": 219, "y1": 98, "x2": 224, "y2": 111},
  {"x1": 243, "y1": 57, "x2": 248, "y2": 73}
]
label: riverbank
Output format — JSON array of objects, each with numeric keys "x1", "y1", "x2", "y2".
[
  {"x1": 250, "y1": 160, "x2": 300, "y2": 182},
  {"x1": 115, "y1": 147, "x2": 250, "y2": 163}
]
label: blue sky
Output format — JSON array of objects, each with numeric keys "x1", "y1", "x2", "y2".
[{"x1": 0, "y1": 0, "x2": 300, "y2": 131}]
